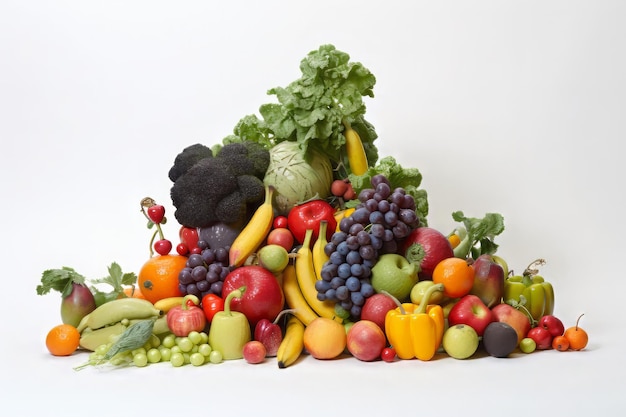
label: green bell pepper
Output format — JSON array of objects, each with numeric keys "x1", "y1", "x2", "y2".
[
  {"x1": 503, "y1": 259, "x2": 554, "y2": 323},
  {"x1": 208, "y1": 286, "x2": 251, "y2": 360}
]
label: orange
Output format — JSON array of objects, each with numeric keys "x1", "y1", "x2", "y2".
[
  {"x1": 137, "y1": 254, "x2": 187, "y2": 304},
  {"x1": 46, "y1": 324, "x2": 80, "y2": 356},
  {"x1": 122, "y1": 285, "x2": 146, "y2": 299},
  {"x1": 432, "y1": 257, "x2": 475, "y2": 299}
]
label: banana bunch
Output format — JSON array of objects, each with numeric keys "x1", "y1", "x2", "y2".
[
  {"x1": 283, "y1": 228, "x2": 342, "y2": 327},
  {"x1": 77, "y1": 298, "x2": 167, "y2": 351},
  {"x1": 229, "y1": 185, "x2": 275, "y2": 267}
]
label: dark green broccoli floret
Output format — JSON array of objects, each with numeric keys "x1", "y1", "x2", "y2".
[
  {"x1": 168, "y1": 143, "x2": 213, "y2": 182},
  {"x1": 169, "y1": 142, "x2": 270, "y2": 228}
]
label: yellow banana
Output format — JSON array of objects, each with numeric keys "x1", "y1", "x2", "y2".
[
  {"x1": 276, "y1": 315, "x2": 305, "y2": 369},
  {"x1": 229, "y1": 185, "x2": 275, "y2": 267},
  {"x1": 312, "y1": 220, "x2": 330, "y2": 281},
  {"x1": 295, "y1": 229, "x2": 342, "y2": 323},
  {"x1": 153, "y1": 296, "x2": 186, "y2": 313},
  {"x1": 282, "y1": 263, "x2": 320, "y2": 326},
  {"x1": 77, "y1": 298, "x2": 162, "y2": 333},
  {"x1": 79, "y1": 322, "x2": 127, "y2": 351},
  {"x1": 343, "y1": 122, "x2": 368, "y2": 176}
]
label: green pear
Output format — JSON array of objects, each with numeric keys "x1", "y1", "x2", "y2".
[{"x1": 371, "y1": 254, "x2": 418, "y2": 302}]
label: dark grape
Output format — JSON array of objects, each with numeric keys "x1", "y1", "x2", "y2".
[
  {"x1": 346, "y1": 277, "x2": 361, "y2": 292},
  {"x1": 179, "y1": 245, "x2": 230, "y2": 297},
  {"x1": 358, "y1": 188, "x2": 375, "y2": 202},
  {"x1": 337, "y1": 263, "x2": 352, "y2": 279},
  {"x1": 192, "y1": 265, "x2": 208, "y2": 281},
  {"x1": 371, "y1": 174, "x2": 390, "y2": 188},
  {"x1": 346, "y1": 250, "x2": 362, "y2": 265},
  {"x1": 375, "y1": 182, "x2": 391, "y2": 200}
]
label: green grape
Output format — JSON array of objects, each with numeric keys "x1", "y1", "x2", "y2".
[
  {"x1": 177, "y1": 337, "x2": 194, "y2": 353},
  {"x1": 133, "y1": 353, "x2": 148, "y2": 367},
  {"x1": 198, "y1": 343, "x2": 212, "y2": 357},
  {"x1": 170, "y1": 345, "x2": 182, "y2": 354},
  {"x1": 95, "y1": 343, "x2": 110, "y2": 356},
  {"x1": 159, "y1": 347, "x2": 172, "y2": 362},
  {"x1": 121, "y1": 318, "x2": 130, "y2": 326},
  {"x1": 199, "y1": 332, "x2": 209, "y2": 344},
  {"x1": 183, "y1": 353, "x2": 191, "y2": 364},
  {"x1": 188, "y1": 331, "x2": 202, "y2": 345},
  {"x1": 110, "y1": 353, "x2": 131, "y2": 366},
  {"x1": 162, "y1": 334, "x2": 176, "y2": 348},
  {"x1": 147, "y1": 348, "x2": 162, "y2": 363},
  {"x1": 170, "y1": 352, "x2": 185, "y2": 367},
  {"x1": 209, "y1": 350, "x2": 223, "y2": 364},
  {"x1": 132, "y1": 347, "x2": 147, "y2": 357},
  {"x1": 190, "y1": 352, "x2": 205, "y2": 366}
]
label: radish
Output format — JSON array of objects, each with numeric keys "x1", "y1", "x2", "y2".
[{"x1": 401, "y1": 227, "x2": 454, "y2": 280}]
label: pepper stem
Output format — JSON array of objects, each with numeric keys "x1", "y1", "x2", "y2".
[
  {"x1": 181, "y1": 294, "x2": 200, "y2": 310},
  {"x1": 273, "y1": 308, "x2": 297, "y2": 325},
  {"x1": 416, "y1": 283, "x2": 445, "y2": 314},
  {"x1": 224, "y1": 286, "x2": 246, "y2": 316},
  {"x1": 380, "y1": 290, "x2": 406, "y2": 315}
]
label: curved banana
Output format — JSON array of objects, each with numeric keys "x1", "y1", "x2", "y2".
[
  {"x1": 229, "y1": 185, "x2": 275, "y2": 267},
  {"x1": 153, "y1": 296, "x2": 186, "y2": 313},
  {"x1": 282, "y1": 263, "x2": 320, "y2": 326},
  {"x1": 295, "y1": 229, "x2": 342, "y2": 323},
  {"x1": 277, "y1": 315, "x2": 305, "y2": 369},
  {"x1": 79, "y1": 322, "x2": 127, "y2": 351},
  {"x1": 312, "y1": 220, "x2": 330, "y2": 281},
  {"x1": 343, "y1": 122, "x2": 368, "y2": 176},
  {"x1": 78, "y1": 298, "x2": 162, "y2": 332}
]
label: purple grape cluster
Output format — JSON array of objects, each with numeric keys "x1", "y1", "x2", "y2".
[
  {"x1": 178, "y1": 241, "x2": 230, "y2": 299},
  {"x1": 316, "y1": 174, "x2": 420, "y2": 321}
]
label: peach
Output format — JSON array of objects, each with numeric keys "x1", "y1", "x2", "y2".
[
  {"x1": 346, "y1": 320, "x2": 387, "y2": 361},
  {"x1": 303, "y1": 317, "x2": 346, "y2": 360}
]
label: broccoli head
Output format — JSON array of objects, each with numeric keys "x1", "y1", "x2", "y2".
[{"x1": 169, "y1": 141, "x2": 270, "y2": 228}]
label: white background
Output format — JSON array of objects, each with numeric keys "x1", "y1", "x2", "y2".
[{"x1": 1, "y1": 1, "x2": 625, "y2": 415}]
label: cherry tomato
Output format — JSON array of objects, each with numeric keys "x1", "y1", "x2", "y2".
[
  {"x1": 381, "y1": 347, "x2": 397, "y2": 363},
  {"x1": 273, "y1": 215, "x2": 288, "y2": 229}
]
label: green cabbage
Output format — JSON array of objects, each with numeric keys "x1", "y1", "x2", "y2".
[{"x1": 263, "y1": 141, "x2": 333, "y2": 216}]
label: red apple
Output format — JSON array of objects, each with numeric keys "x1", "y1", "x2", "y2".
[
  {"x1": 346, "y1": 320, "x2": 387, "y2": 362},
  {"x1": 491, "y1": 303, "x2": 532, "y2": 345},
  {"x1": 538, "y1": 314, "x2": 565, "y2": 337},
  {"x1": 447, "y1": 294, "x2": 495, "y2": 337},
  {"x1": 242, "y1": 340, "x2": 267, "y2": 364},
  {"x1": 221, "y1": 266, "x2": 285, "y2": 327},
  {"x1": 287, "y1": 200, "x2": 337, "y2": 246},
  {"x1": 527, "y1": 326, "x2": 553, "y2": 350},
  {"x1": 266, "y1": 227, "x2": 295, "y2": 252},
  {"x1": 401, "y1": 227, "x2": 454, "y2": 280},
  {"x1": 469, "y1": 254, "x2": 504, "y2": 308},
  {"x1": 360, "y1": 293, "x2": 397, "y2": 333}
]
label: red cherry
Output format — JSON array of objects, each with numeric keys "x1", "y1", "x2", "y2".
[
  {"x1": 273, "y1": 215, "x2": 288, "y2": 229},
  {"x1": 176, "y1": 243, "x2": 189, "y2": 256},
  {"x1": 154, "y1": 239, "x2": 172, "y2": 256},
  {"x1": 190, "y1": 246, "x2": 202, "y2": 255},
  {"x1": 147, "y1": 205, "x2": 165, "y2": 224}
]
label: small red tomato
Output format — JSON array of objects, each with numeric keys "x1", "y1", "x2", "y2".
[
  {"x1": 381, "y1": 347, "x2": 396, "y2": 362},
  {"x1": 201, "y1": 293, "x2": 225, "y2": 323},
  {"x1": 273, "y1": 215, "x2": 288, "y2": 229}
]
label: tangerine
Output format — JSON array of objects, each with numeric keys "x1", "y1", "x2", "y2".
[
  {"x1": 564, "y1": 314, "x2": 588, "y2": 351},
  {"x1": 137, "y1": 254, "x2": 187, "y2": 304},
  {"x1": 46, "y1": 324, "x2": 80, "y2": 356},
  {"x1": 432, "y1": 257, "x2": 475, "y2": 298}
]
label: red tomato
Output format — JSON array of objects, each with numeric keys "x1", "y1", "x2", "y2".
[{"x1": 201, "y1": 293, "x2": 225, "y2": 323}]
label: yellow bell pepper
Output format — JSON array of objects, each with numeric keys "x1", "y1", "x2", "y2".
[{"x1": 384, "y1": 283, "x2": 445, "y2": 361}]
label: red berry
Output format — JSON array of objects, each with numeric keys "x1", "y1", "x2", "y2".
[
  {"x1": 331, "y1": 179, "x2": 349, "y2": 197},
  {"x1": 176, "y1": 243, "x2": 189, "y2": 256},
  {"x1": 154, "y1": 239, "x2": 172, "y2": 256},
  {"x1": 273, "y1": 215, "x2": 288, "y2": 229},
  {"x1": 381, "y1": 347, "x2": 396, "y2": 363},
  {"x1": 343, "y1": 184, "x2": 357, "y2": 200},
  {"x1": 190, "y1": 246, "x2": 202, "y2": 255},
  {"x1": 147, "y1": 205, "x2": 166, "y2": 224}
]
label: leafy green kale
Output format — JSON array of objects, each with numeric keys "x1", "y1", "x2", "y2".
[
  {"x1": 348, "y1": 156, "x2": 429, "y2": 225},
  {"x1": 451, "y1": 211, "x2": 505, "y2": 259},
  {"x1": 223, "y1": 44, "x2": 379, "y2": 169}
]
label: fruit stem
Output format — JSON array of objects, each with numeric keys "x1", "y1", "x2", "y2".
[
  {"x1": 575, "y1": 313, "x2": 585, "y2": 330},
  {"x1": 380, "y1": 290, "x2": 406, "y2": 314},
  {"x1": 273, "y1": 308, "x2": 297, "y2": 325},
  {"x1": 523, "y1": 258, "x2": 546, "y2": 277},
  {"x1": 416, "y1": 284, "x2": 445, "y2": 314}
]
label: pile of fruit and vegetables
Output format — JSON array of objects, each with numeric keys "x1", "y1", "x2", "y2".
[{"x1": 37, "y1": 44, "x2": 588, "y2": 369}]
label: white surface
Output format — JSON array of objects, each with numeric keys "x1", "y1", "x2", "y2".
[{"x1": 1, "y1": 1, "x2": 625, "y2": 415}]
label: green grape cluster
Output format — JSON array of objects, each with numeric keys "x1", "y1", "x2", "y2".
[{"x1": 88, "y1": 330, "x2": 224, "y2": 368}]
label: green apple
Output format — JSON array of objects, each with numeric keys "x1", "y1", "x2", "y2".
[
  {"x1": 257, "y1": 244, "x2": 289, "y2": 273},
  {"x1": 442, "y1": 324, "x2": 479, "y2": 359},
  {"x1": 371, "y1": 254, "x2": 418, "y2": 302}
]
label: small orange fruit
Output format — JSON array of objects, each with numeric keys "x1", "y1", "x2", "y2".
[
  {"x1": 46, "y1": 324, "x2": 80, "y2": 356},
  {"x1": 564, "y1": 314, "x2": 588, "y2": 351},
  {"x1": 137, "y1": 254, "x2": 187, "y2": 304},
  {"x1": 432, "y1": 257, "x2": 475, "y2": 298},
  {"x1": 303, "y1": 317, "x2": 347, "y2": 360},
  {"x1": 552, "y1": 335, "x2": 570, "y2": 351}
]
